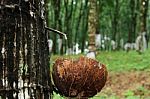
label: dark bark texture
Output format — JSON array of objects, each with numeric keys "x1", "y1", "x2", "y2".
[{"x1": 0, "y1": 0, "x2": 52, "y2": 98}]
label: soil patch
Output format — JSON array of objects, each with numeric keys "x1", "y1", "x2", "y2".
[{"x1": 98, "y1": 71, "x2": 150, "y2": 98}]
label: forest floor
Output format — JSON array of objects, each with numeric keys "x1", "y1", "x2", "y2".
[{"x1": 96, "y1": 71, "x2": 150, "y2": 99}]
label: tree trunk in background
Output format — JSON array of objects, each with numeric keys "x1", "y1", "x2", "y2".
[
  {"x1": 64, "y1": 0, "x2": 74, "y2": 50},
  {"x1": 128, "y1": 0, "x2": 135, "y2": 43},
  {"x1": 112, "y1": 0, "x2": 119, "y2": 41},
  {"x1": 140, "y1": 0, "x2": 149, "y2": 47},
  {"x1": 97, "y1": 0, "x2": 101, "y2": 33},
  {"x1": 128, "y1": 0, "x2": 136, "y2": 43},
  {"x1": 81, "y1": 0, "x2": 89, "y2": 53},
  {"x1": 88, "y1": 0, "x2": 97, "y2": 53},
  {"x1": 74, "y1": 1, "x2": 83, "y2": 44},
  {"x1": 140, "y1": 0, "x2": 149, "y2": 32},
  {"x1": 0, "y1": 0, "x2": 52, "y2": 98},
  {"x1": 52, "y1": 0, "x2": 61, "y2": 54}
]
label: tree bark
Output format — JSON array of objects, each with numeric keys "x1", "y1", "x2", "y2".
[
  {"x1": 140, "y1": 0, "x2": 149, "y2": 32},
  {"x1": 112, "y1": 0, "x2": 119, "y2": 41},
  {"x1": 140, "y1": 0, "x2": 149, "y2": 48},
  {"x1": 88, "y1": 0, "x2": 97, "y2": 52},
  {"x1": 0, "y1": 0, "x2": 52, "y2": 98}
]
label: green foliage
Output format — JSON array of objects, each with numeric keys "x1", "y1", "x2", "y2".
[
  {"x1": 125, "y1": 96, "x2": 140, "y2": 99},
  {"x1": 96, "y1": 49, "x2": 150, "y2": 72},
  {"x1": 123, "y1": 90, "x2": 134, "y2": 97},
  {"x1": 90, "y1": 95, "x2": 119, "y2": 99},
  {"x1": 48, "y1": 0, "x2": 150, "y2": 54},
  {"x1": 52, "y1": 92, "x2": 64, "y2": 99},
  {"x1": 135, "y1": 86, "x2": 150, "y2": 97}
]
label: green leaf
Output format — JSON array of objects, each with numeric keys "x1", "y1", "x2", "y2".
[{"x1": 124, "y1": 90, "x2": 134, "y2": 97}]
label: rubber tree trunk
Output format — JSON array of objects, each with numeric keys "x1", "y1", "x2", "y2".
[
  {"x1": 140, "y1": 0, "x2": 149, "y2": 32},
  {"x1": 88, "y1": 0, "x2": 97, "y2": 52},
  {"x1": 140, "y1": 0, "x2": 149, "y2": 48},
  {"x1": 112, "y1": 0, "x2": 119, "y2": 42},
  {"x1": 0, "y1": 0, "x2": 52, "y2": 99}
]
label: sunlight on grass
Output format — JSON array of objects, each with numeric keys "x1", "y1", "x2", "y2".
[{"x1": 96, "y1": 49, "x2": 150, "y2": 72}]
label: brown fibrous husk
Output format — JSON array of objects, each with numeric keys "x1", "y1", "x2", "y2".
[{"x1": 52, "y1": 56, "x2": 108, "y2": 98}]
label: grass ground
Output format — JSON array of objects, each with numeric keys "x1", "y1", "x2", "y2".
[{"x1": 50, "y1": 49, "x2": 150, "y2": 99}]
